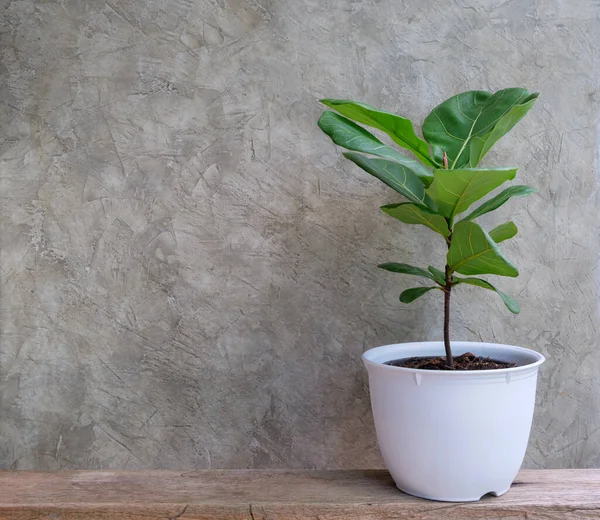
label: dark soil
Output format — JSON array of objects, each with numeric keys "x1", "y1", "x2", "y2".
[{"x1": 384, "y1": 352, "x2": 516, "y2": 371}]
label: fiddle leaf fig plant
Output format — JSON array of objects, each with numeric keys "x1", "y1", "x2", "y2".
[{"x1": 318, "y1": 88, "x2": 538, "y2": 368}]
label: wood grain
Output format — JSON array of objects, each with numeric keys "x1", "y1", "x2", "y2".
[{"x1": 0, "y1": 469, "x2": 599, "y2": 519}]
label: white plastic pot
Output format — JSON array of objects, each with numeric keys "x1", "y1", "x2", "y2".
[{"x1": 363, "y1": 341, "x2": 544, "y2": 502}]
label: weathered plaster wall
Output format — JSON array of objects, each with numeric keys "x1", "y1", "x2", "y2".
[{"x1": 1, "y1": 0, "x2": 599, "y2": 470}]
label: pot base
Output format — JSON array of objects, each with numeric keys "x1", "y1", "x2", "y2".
[{"x1": 397, "y1": 484, "x2": 511, "y2": 502}]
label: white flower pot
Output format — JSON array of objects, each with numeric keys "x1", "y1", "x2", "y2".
[{"x1": 363, "y1": 341, "x2": 545, "y2": 502}]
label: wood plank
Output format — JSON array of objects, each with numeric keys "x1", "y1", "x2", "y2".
[{"x1": 0, "y1": 469, "x2": 599, "y2": 519}]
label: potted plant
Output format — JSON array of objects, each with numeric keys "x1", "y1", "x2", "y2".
[{"x1": 318, "y1": 88, "x2": 545, "y2": 502}]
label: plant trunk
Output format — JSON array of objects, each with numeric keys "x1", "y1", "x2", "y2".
[
  {"x1": 444, "y1": 265, "x2": 453, "y2": 368},
  {"x1": 442, "y1": 155, "x2": 453, "y2": 368}
]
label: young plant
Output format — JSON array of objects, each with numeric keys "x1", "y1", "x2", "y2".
[{"x1": 318, "y1": 88, "x2": 538, "y2": 368}]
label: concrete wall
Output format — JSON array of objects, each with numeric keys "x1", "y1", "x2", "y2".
[{"x1": 1, "y1": 0, "x2": 599, "y2": 470}]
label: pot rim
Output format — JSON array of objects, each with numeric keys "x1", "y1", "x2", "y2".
[{"x1": 362, "y1": 341, "x2": 545, "y2": 376}]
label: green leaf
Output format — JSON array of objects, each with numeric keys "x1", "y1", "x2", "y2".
[
  {"x1": 381, "y1": 202, "x2": 450, "y2": 237},
  {"x1": 321, "y1": 99, "x2": 434, "y2": 166},
  {"x1": 378, "y1": 262, "x2": 439, "y2": 283},
  {"x1": 428, "y1": 266, "x2": 447, "y2": 285},
  {"x1": 454, "y1": 277, "x2": 520, "y2": 314},
  {"x1": 422, "y1": 88, "x2": 539, "y2": 169},
  {"x1": 469, "y1": 96, "x2": 539, "y2": 167},
  {"x1": 427, "y1": 168, "x2": 517, "y2": 218},
  {"x1": 448, "y1": 221, "x2": 518, "y2": 277},
  {"x1": 461, "y1": 185, "x2": 537, "y2": 222},
  {"x1": 343, "y1": 152, "x2": 436, "y2": 210},
  {"x1": 489, "y1": 221, "x2": 518, "y2": 243},
  {"x1": 400, "y1": 286, "x2": 440, "y2": 303},
  {"x1": 318, "y1": 111, "x2": 434, "y2": 185}
]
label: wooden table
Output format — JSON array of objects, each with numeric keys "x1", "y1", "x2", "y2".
[{"x1": 0, "y1": 469, "x2": 598, "y2": 519}]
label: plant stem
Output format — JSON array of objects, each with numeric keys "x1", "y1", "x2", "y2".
[
  {"x1": 442, "y1": 151, "x2": 453, "y2": 368},
  {"x1": 443, "y1": 263, "x2": 453, "y2": 368}
]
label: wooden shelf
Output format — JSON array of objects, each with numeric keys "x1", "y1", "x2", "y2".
[{"x1": 0, "y1": 469, "x2": 598, "y2": 519}]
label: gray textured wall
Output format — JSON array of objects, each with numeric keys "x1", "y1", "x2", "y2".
[{"x1": 1, "y1": 0, "x2": 599, "y2": 470}]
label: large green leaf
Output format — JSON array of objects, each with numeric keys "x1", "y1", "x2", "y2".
[
  {"x1": 427, "y1": 168, "x2": 517, "y2": 218},
  {"x1": 469, "y1": 96, "x2": 538, "y2": 166},
  {"x1": 381, "y1": 202, "x2": 450, "y2": 237},
  {"x1": 318, "y1": 111, "x2": 434, "y2": 185},
  {"x1": 489, "y1": 222, "x2": 517, "y2": 243},
  {"x1": 378, "y1": 262, "x2": 440, "y2": 283},
  {"x1": 422, "y1": 88, "x2": 539, "y2": 168},
  {"x1": 454, "y1": 277, "x2": 519, "y2": 314},
  {"x1": 321, "y1": 99, "x2": 434, "y2": 166},
  {"x1": 344, "y1": 152, "x2": 436, "y2": 210},
  {"x1": 400, "y1": 286, "x2": 440, "y2": 303},
  {"x1": 461, "y1": 185, "x2": 537, "y2": 222},
  {"x1": 447, "y1": 221, "x2": 518, "y2": 277}
]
